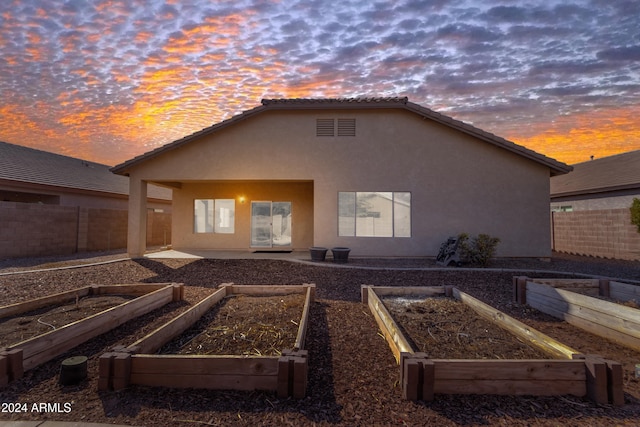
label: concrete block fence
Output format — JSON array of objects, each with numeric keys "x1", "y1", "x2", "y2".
[
  {"x1": 0, "y1": 201, "x2": 171, "y2": 259},
  {"x1": 551, "y1": 208, "x2": 640, "y2": 261}
]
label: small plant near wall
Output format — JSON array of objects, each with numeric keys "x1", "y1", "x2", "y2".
[
  {"x1": 631, "y1": 198, "x2": 640, "y2": 233},
  {"x1": 456, "y1": 233, "x2": 501, "y2": 267}
]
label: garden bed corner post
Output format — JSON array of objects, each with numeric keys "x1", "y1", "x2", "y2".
[
  {"x1": 277, "y1": 349, "x2": 308, "y2": 399},
  {"x1": 400, "y1": 352, "x2": 434, "y2": 401},
  {"x1": 0, "y1": 348, "x2": 24, "y2": 386}
]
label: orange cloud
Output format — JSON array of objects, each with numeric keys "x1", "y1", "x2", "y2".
[{"x1": 509, "y1": 106, "x2": 640, "y2": 164}]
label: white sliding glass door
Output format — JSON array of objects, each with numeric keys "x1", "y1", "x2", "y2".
[{"x1": 250, "y1": 201, "x2": 291, "y2": 247}]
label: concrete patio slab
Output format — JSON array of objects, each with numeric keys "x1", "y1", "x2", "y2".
[{"x1": 144, "y1": 249, "x2": 311, "y2": 260}]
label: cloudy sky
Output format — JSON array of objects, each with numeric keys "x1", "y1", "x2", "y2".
[{"x1": 1, "y1": 0, "x2": 639, "y2": 166}]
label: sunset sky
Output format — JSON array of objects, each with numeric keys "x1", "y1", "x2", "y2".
[{"x1": 1, "y1": 0, "x2": 639, "y2": 167}]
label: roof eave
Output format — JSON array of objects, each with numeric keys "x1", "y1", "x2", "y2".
[
  {"x1": 112, "y1": 98, "x2": 572, "y2": 177},
  {"x1": 551, "y1": 182, "x2": 640, "y2": 199}
]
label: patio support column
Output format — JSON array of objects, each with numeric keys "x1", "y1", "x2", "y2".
[{"x1": 127, "y1": 177, "x2": 148, "y2": 257}]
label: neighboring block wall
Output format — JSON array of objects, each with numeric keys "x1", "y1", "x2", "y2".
[
  {"x1": 552, "y1": 209, "x2": 640, "y2": 261},
  {"x1": 0, "y1": 202, "x2": 78, "y2": 257},
  {"x1": 0, "y1": 201, "x2": 171, "y2": 258}
]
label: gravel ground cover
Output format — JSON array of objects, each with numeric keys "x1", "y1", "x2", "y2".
[{"x1": 0, "y1": 251, "x2": 639, "y2": 426}]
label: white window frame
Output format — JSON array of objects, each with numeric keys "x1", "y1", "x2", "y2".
[
  {"x1": 338, "y1": 191, "x2": 411, "y2": 237},
  {"x1": 194, "y1": 199, "x2": 235, "y2": 234}
]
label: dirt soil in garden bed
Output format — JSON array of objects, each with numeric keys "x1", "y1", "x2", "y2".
[
  {"x1": 161, "y1": 293, "x2": 304, "y2": 356},
  {"x1": 0, "y1": 295, "x2": 134, "y2": 347},
  {"x1": 383, "y1": 296, "x2": 550, "y2": 359},
  {"x1": 0, "y1": 253, "x2": 639, "y2": 426}
]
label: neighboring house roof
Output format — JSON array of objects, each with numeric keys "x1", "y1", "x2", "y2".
[
  {"x1": 111, "y1": 97, "x2": 572, "y2": 176},
  {"x1": 550, "y1": 149, "x2": 640, "y2": 198},
  {"x1": 0, "y1": 141, "x2": 171, "y2": 200}
]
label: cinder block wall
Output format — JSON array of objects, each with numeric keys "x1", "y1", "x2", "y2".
[
  {"x1": 0, "y1": 202, "x2": 78, "y2": 258},
  {"x1": 0, "y1": 201, "x2": 171, "y2": 259},
  {"x1": 552, "y1": 209, "x2": 640, "y2": 261},
  {"x1": 147, "y1": 211, "x2": 172, "y2": 247},
  {"x1": 86, "y1": 208, "x2": 128, "y2": 251}
]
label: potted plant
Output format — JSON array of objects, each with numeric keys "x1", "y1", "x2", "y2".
[
  {"x1": 309, "y1": 247, "x2": 328, "y2": 262},
  {"x1": 331, "y1": 247, "x2": 351, "y2": 263}
]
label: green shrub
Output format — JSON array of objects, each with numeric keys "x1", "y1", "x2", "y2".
[
  {"x1": 457, "y1": 232, "x2": 500, "y2": 267},
  {"x1": 631, "y1": 198, "x2": 640, "y2": 233}
]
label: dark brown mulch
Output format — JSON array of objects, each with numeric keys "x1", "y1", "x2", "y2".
[{"x1": 0, "y1": 253, "x2": 639, "y2": 426}]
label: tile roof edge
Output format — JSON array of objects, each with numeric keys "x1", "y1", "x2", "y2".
[
  {"x1": 569, "y1": 148, "x2": 640, "y2": 166},
  {"x1": 550, "y1": 182, "x2": 640, "y2": 198}
]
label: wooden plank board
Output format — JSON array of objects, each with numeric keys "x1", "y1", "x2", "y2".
[
  {"x1": 130, "y1": 354, "x2": 280, "y2": 375},
  {"x1": 130, "y1": 372, "x2": 278, "y2": 390},
  {"x1": 431, "y1": 359, "x2": 585, "y2": 381},
  {"x1": 364, "y1": 286, "x2": 446, "y2": 297},
  {"x1": 129, "y1": 287, "x2": 227, "y2": 354},
  {"x1": 428, "y1": 359, "x2": 586, "y2": 397},
  {"x1": 91, "y1": 283, "x2": 173, "y2": 296},
  {"x1": 10, "y1": 285, "x2": 174, "y2": 370},
  {"x1": 527, "y1": 281, "x2": 640, "y2": 335},
  {"x1": 452, "y1": 287, "x2": 578, "y2": 359},
  {"x1": 526, "y1": 292, "x2": 640, "y2": 340},
  {"x1": 294, "y1": 285, "x2": 314, "y2": 351},
  {"x1": 129, "y1": 355, "x2": 280, "y2": 390},
  {"x1": 0, "y1": 287, "x2": 91, "y2": 318},
  {"x1": 527, "y1": 293, "x2": 640, "y2": 352},
  {"x1": 530, "y1": 279, "x2": 599, "y2": 288},
  {"x1": 527, "y1": 281, "x2": 640, "y2": 323},
  {"x1": 366, "y1": 287, "x2": 414, "y2": 362},
  {"x1": 224, "y1": 284, "x2": 309, "y2": 296},
  {"x1": 609, "y1": 281, "x2": 640, "y2": 302}
]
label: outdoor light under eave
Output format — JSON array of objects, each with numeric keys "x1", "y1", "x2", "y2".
[{"x1": 239, "y1": 196, "x2": 246, "y2": 204}]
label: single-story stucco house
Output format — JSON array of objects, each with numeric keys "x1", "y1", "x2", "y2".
[{"x1": 111, "y1": 97, "x2": 571, "y2": 258}]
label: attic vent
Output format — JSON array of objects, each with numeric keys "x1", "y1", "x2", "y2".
[
  {"x1": 316, "y1": 118, "x2": 356, "y2": 137},
  {"x1": 337, "y1": 118, "x2": 356, "y2": 136},
  {"x1": 316, "y1": 119, "x2": 335, "y2": 136}
]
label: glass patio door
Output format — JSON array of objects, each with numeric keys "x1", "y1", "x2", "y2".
[{"x1": 250, "y1": 201, "x2": 291, "y2": 247}]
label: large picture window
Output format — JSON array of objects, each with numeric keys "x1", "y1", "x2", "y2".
[
  {"x1": 338, "y1": 192, "x2": 411, "y2": 237},
  {"x1": 194, "y1": 199, "x2": 235, "y2": 234}
]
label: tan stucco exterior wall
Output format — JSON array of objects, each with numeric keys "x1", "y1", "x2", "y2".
[{"x1": 125, "y1": 108, "x2": 551, "y2": 257}]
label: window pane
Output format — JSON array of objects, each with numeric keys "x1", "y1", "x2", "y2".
[
  {"x1": 393, "y1": 192, "x2": 411, "y2": 237},
  {"x1": 215, "y1": 199, "x2": 235, "y2": 234},
  {"x1": 356, "y1": 192, "x2": 393, "y2": 237},
  {"x1": 194, "y1": 199, "x2": 214, "y2": 233},
  {"x1": 338, "y1": 192, "x2": 355, "y2": 236}
]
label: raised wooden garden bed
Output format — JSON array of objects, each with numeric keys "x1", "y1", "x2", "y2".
[
  {"x1": 362, "y1": 285, "x2": 623, "y2": 405},
  {"x1": 99, "y1": 283, "x2": 315, "y2": 398},
  {"x1": 0, "y1": 283, "x2": 183, "y2": 387},
  {"x1": 513, "y1": 276, "x2": 640, "y2": 352}
]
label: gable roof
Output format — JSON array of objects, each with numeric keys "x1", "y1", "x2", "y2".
[
  {"x1": 550, "y1": 149, "x2": 640, "y2": 198},
  {"x1": 0, "y1": 141, "x2": 171, "y2": 200},
  {"x1": 111, "y1": 97, "x2": 571, "y2": 176}
]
